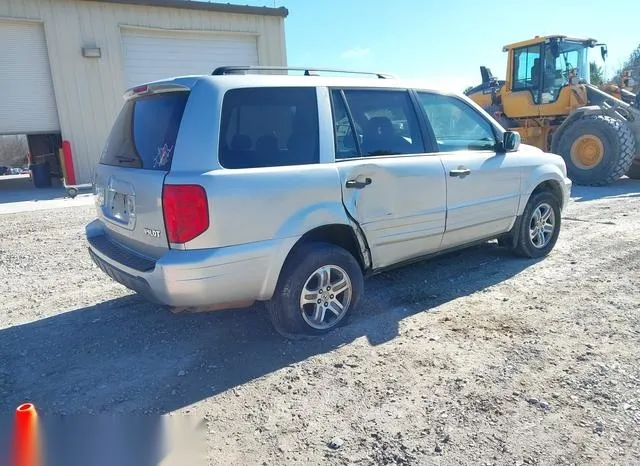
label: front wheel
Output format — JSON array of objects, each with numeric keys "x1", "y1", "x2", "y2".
[
  {"x1": 512, "y1": 191, "x2": 562, "y2": 259},
  {"x1": 627, "y1": 157, "x2": 640, "y2": 179},
  {"x1": 553, "y1": 115, "x2": 634, "y2": 186},
  {"x1": 266, "y1": 242, "x2": 363, "y2": 338}
]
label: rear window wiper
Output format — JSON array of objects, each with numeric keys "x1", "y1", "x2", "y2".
[{"x1": 115, "y1": 155, "x2": 137, "y2": 164}]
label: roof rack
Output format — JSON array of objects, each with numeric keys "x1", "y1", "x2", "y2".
[{"x1": 211, "y1": 66, "x2": 394, "y2": 79}]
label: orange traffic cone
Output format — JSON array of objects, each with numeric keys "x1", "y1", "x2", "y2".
[{"x1": 12, "y1": 403, "x2": 40, "y2": 466}]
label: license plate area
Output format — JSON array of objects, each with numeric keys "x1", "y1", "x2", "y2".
[
  {"x1": 103, "y1": 177, "x2": 136, "y2": 230},
  {"x1": 109, "y1": 192, "x2": 131, "y2": 223}
]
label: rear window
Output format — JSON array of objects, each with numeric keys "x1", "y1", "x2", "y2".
[
  {"x1": 100, "y1": 91, "x2": 189, "y2": 171},
  {"x1": 219, "y1": 87, "x2": 319, "y2": 169}
]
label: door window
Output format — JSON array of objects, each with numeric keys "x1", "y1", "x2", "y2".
[
  {"x1": 418, "y1": 92, "x2": 497, "y2": 152},
  {"x1": 331, "y1": 89, "x2": 426, "y2": 158},
  {"x1": 331, "y1": 90, "x2": 359, "y2": 159},
  {"x1": 513, "y1": 45, "x2": 542, "y2": 103},
  {"x1": 219, "y1": 87, "x2": 319, "y2": 169}
]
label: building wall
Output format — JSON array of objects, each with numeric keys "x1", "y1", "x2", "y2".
[{"x1": 0, "y1": 0, "x2": 287, "y2": 183}]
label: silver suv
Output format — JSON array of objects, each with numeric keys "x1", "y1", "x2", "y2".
[{"x1": 86, "y1": 66, "x2": 571, "y2": 337}]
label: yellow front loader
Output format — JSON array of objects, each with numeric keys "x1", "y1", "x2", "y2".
[{"x1": 465, "y1": 35, "x2": 640, "y2": 185}]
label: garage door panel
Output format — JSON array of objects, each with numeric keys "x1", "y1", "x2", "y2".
[
  {"x1": 0, "y1": 21, "x2": 60, "y2": 134},
  {"x1": 121, "y1": 31, "x2": 259, "y2": 89}
]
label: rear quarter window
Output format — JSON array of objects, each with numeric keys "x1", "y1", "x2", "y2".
[
  {"x1": 100, "y1": 91, "x2": 189, "y2": 171},
  {"x1": 219, "y1": 87, "x2": 319, "y2": 169}
]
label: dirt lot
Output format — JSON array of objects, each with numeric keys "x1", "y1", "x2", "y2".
[{"x1": 1, "y1": 179, "x2": 639, "y2": 465}]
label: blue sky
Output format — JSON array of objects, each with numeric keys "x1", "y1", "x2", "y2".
[{"x1": 236, "y1": 0, "x2": 638, "y2": 92}]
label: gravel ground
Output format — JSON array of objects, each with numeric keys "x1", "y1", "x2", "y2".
[{"x1": 0, "y1": 179, "x2": 639, "y2": 465}]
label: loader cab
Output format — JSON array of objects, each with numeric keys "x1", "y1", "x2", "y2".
[{"x1": 502, "y1": 36, "x2": 602, "y2": 117}]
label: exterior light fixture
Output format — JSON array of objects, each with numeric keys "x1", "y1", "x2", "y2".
[{"x1": 82, "y1": 47, "x2": 101, "y2": 58}]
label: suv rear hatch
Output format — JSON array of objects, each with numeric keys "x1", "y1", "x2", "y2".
[{"x1": 93, "y1": 85, "x2": 190, "y2": 260}]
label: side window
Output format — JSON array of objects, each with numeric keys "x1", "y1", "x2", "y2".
[
  {"x1": 418, "y1": 92, "x2": 497, "y2": 152},
  {"x1": 513, "y1": 45, "x2": 542, "y2": 103},
  {"x1": 219, "y1": 87, "x2": 319, "y2": 169},
  {"x1": 330, "y1": 90, "x2": 359, "y2": 159},
  {"x1": 338, "y1": 89, "x2": 425, "y2": 157}
]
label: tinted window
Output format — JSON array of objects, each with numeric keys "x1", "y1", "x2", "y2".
[
  {"x1": 418, "y1": 92, "x2": 497, "y2": 152},
  {"x1": 339, "y1": 89, "x2": 425, "y2": 157},
  {"x1": 100, "y1": 92, "x2": 189, "y2": 171},
  {"x1": 331, "y1": 90, "x2": 359, "y2": 159},
  {"x1": 219, "y1": 87, "x2": 319, "y2": 169}
]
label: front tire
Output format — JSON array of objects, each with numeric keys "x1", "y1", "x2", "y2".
[
  {"x1": 553, "y1": 115, "x2": 634, "y2": 186},
  {"x1": 512, "y1": 191, "x2": 561, "y2": 259},
  {"x1": 266, "y1": 242, "x2": 363, "y2": 338},
  {"x1": 627, "y1": 157, "x2": 640, "y2": 179}
]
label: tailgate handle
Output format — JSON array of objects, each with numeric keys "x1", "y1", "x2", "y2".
[{"x1": 345, "y1": 177, "x2": 372, "y2": 189}]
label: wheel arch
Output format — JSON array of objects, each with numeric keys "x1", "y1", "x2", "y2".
[
  {"x1": 258, "y1": 222, "x2": 370, "y2": 301},
  {"x1": 531, "y1": 180, "x2": 564, "y2": 207},
  {"x1": 520, "y1": 168, "x2": 569, "y2": 215},
  {"x1": 288, "y1": 224, "x2": 368, "y2": 271}
]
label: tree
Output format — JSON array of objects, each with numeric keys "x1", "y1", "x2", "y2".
[
  {"x1": 0, "y1": 135, "x2": 28, "y2": 167},
  {"x1": 612, "y1": 43, "x2": 640, "y2": 92},
  {"x1": 589, "y1": 62, "x2": 604, "y2": 86}
]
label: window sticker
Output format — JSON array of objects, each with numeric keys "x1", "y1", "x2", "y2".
[{"x1": 154, "y1": 143, "x2": 173, "y2": 168}]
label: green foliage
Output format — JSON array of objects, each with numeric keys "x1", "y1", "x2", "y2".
[
  {"x1": 589, "y1": 62, "x2": 604, "y2": 86},
  {"x1": 613, "y1": 44, "x2": 640, "y2": 90}
]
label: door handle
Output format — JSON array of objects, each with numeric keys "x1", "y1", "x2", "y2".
[
  {"x1": 345, "y1": 177, "x2": 372, "y2": 189},
  {"x1": 449, "y1": 168, "x2": 471, "y2": 178}
]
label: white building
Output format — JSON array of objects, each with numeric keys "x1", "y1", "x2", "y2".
[{"x1": 0, "y1": 0, "x2": 288, "y2": 184}]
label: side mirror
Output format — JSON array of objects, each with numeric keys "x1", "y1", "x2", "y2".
[
  {"x1": 502, "y1": 131, "x2": 520, "y2": 152},
  {"x1": 600, "y1": 45, "x2": 608, "y2": 61}
]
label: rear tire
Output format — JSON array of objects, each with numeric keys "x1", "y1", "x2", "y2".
[
  {"x1": 512, "y1": 191, "x2": 561, "y2": 259},
  {"x1": 553, "y1": 115, "x2": 635, "y2": 186},
  {"x1": 266, "y1": 242, "x2": 363, "y2": 338}
]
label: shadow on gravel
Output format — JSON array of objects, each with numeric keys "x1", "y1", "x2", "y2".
[
  {"x1": 0, "y1": 243, "x2": 539, "y2": 415},
  {"x1": 571, "y1": 177, "x2": 640, "y2": 203}
]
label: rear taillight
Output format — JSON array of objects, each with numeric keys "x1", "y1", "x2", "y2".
[{"x1": 162, "y1": 184, "x2": 209, "y2": 244}]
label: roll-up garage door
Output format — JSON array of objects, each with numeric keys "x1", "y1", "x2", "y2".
[
  {"x1": 0, "y1": 20, "x2": 60, "y2": 134},
  {"x1": 121, "y1": 29, "x2": 259, "y2": 90}
]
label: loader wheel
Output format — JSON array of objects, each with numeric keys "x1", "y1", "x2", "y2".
[
  {"x1": 627, "y1": 158, "x2": 640, "y2": 179},
  {"x1": 554, "y1": 115, "x2": 635, "y2": 186}
]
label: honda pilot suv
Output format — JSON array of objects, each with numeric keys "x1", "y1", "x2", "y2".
[{"x1": 86, "y1": 66, "x2": 571, "y2": 338}]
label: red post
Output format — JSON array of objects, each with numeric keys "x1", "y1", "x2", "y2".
[{"x1": 61, "y1": 140, "x2": 77, "y2": 185}]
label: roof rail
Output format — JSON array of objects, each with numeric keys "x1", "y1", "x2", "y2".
[{"x1": 211, "y1": 66, "x2": 394, "y2": 79}]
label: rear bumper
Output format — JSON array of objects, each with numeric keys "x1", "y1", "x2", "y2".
[
  {"x1": 88, "y1": 248, "x2": 159, "y2": 303},
  {"x1": 86, "y1": 220, "x2": 295, "y2": 308}
]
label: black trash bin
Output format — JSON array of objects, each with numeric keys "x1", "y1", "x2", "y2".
[{"x1": 30, "y1": 162, "x2": 52, "y2": 188}]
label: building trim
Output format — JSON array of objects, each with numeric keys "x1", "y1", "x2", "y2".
[
  {"x1": 79, "y1": 0, "x2": 289, "y2": 17},
  {"x1": 118, "y1": 24, "x2": 260, "y2": 36}
]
